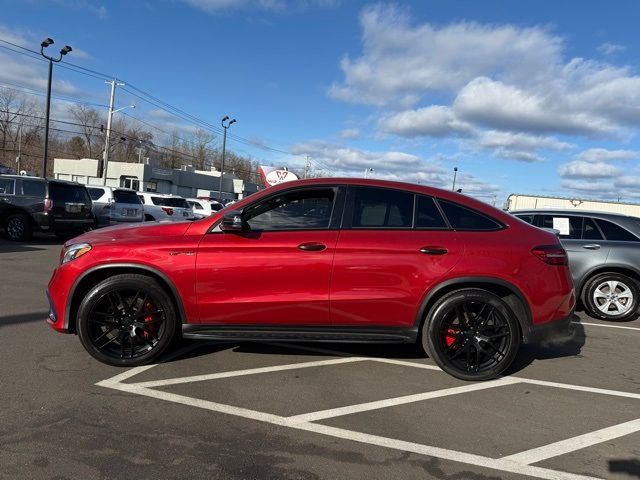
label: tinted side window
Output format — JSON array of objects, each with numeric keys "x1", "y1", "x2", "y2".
[
  {"x1": 351, "y1": 187, "x2": 413, "y2": 228},
  {"x1": 515, "y1": 214, "x2": 535, "y2": 225},
  {"x1": 415, "y1": 195, "x2": 447, "y2": 229},
  {"x1": 539, "y1": 215, "x2": 582, "y2": 239},
  {"x1": 245, "y1": 188, "x2": 335, "y2": 231},
  {"x1": 582, "y1": 217, "x2": 603, "y2": 240},
  {"x1": 438, "y1": 200, "x2": 501, "y2": 231},
  {"x1": 595, "y1": 219, "x2": 639, "y2": 242},
  {"x1": 0, "y1": 178, "x2": 15, "y2": 195},
  {"x1": 113, "y1": 190, "x2": 142, "y2": 204},
  {"x1": 21, "y1": 180, "x2": 46, "y2": 197},
  {"x1": 87, "y1": 187, "x2": 105, "y2": 201}
]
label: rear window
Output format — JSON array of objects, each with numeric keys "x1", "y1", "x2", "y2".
[
  {"x1": 438, "y1": 200, "x2": 502, "y2": 231},
  {"x1": 539, "y1": 215, "x2": 582, "y2": 239},
  {"x1": 113, "y1": 190, "x2": 142, "y2": 204},
  {"x1": 210, "y1": 202, "x2": 223, "y2": 211},
  {"x1": 49, "y1": 183, "x2": 91, "y2": 204},
  {"x1": 87, "y1": 187, "x2": 105, "y2": 201},
  {"x1": 21, "y1": 180, "x2": 46, "y2": 197},
  {"x1": 595, "y1": 219, "x2": 639, "y2": 242}
]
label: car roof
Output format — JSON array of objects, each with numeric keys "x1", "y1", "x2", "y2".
[{"x1": 511, "y1": 209, "x2": 637, "y2": 219}]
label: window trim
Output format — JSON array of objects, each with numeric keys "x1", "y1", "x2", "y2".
[{"x1": 414, "y1": 194, "x2": 451, "y2": 231}]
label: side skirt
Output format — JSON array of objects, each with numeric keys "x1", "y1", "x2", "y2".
[{"x1": 182, "y1": 325, "x2": 418, "y2": 344}]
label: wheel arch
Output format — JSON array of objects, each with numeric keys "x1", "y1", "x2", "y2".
[
  {"x1": 65, "y1": 263, "x2": 187, "y2": 334},
  {"x1": 415, "y1": 277, "x2": 533, "y2": 342}
]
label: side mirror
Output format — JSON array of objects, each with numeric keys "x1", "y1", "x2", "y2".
[{"x1": 220, "y1": 210, "x2": 245, "y2": 232}]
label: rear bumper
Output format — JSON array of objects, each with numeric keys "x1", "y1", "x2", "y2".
[{"x1": 523, "y1": 313, "x2": 575, "y2": 344}]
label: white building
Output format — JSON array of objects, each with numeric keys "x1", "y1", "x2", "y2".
[
  {"x1": 53, "y1": 158, "x2": 260, "y2": 200},
  {"x1": 506, "y1": 193, "x2": 640, "y2": 217}
]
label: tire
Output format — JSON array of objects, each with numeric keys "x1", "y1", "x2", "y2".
[
  {"x1": 582, "y1": 273, "x2": 639, "y2": 321},
  {"x1": 421, "y1": 288, "x2": 521, "y2": 381},
  {"x1": 5, "y1": 213, "x2": 33, "y2": 241},
  {"x1": 77, "y1": 274, "x2": 177, "y2": 366}
]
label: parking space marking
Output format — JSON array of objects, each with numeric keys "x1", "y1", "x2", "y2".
[
  {"x1": 502, "y1": 418, "x2": 640, "y2": 465},
  {"x1": 286, "y1": 376, "x2": 519, "y2": 424},
  {"x1": 573, "y1": 321, "x2": 640, "y2": 332},
  {"x1": 514, "y1": 377, "x2": 640, "y2": 400},
  {"x1": 292, "y1": 422, "x2": 600, "y2": 480},
  {"x1": 131, "y1": 357, "x2": 367, "y2": 388},
  {"x1": 372, "y1": 357, "x2": 442, "y2": 371}
]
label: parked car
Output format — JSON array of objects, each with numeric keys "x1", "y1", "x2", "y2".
[
  {"x1": 137, "y1": 192, "x2": 196, "y2": 222},
  {"x1": 0, "y1": 175, "x2": 93, "y2": 241},
  {"x1": 513, "y1": 210, "x2": 640, "y2": 321},
  {"x1": 186, "y1": 198, "x2": 224, "y2": 219},
  {"x1": 86, "y1": 186, "x2": 144, "y2": 227},
  {"x1": 47, "y1": 179, "x2": 574, "y2": 381}
]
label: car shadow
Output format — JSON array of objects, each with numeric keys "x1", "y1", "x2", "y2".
[
  {"x1": 609, "y1": 459, "x2": 640, "y2": 478},
  {"x1": 503, "y1": 315, "x2": 586, "y2": 376},
  {"x1": 0, "y1": 243, "x2": 48, "y2": 253},
  {"x1": 0, "y1": 311, "x2": 48, "y2": 328}
]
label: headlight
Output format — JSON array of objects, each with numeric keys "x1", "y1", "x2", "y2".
[{"x1": 61, "y1": 243, "x2": 92, "y2": 264}]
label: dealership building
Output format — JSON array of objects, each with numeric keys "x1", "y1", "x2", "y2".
[{"x1": 53, "y1": 158, "x2": 261, "y2": 200}]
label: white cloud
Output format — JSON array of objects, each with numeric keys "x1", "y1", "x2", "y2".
[
  {"x1": 598, "y1": 42, "x2": 626, "y2": 56},
  {"x1": 182, "y1": 0, "x2": 335, "y2": 13},
  {"x1": 339, "y1": 128, "x2": 360, "y2": 139},
  {"x1": 379, "y1": 106, "x2": 472, "y2": 137},
  {"x1": 575, "y1": 148, "x2": 639, "y2": 162},
  {"x1": 559, "y1": 160, "x2": 620, "y2": 179}
]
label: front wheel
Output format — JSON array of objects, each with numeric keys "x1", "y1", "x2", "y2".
[
  {"x1": 422, "y1": 289, "x2": 521, "y2": 381},
  {"x1": 583, "y1": 273, "x2": 639, "y2": 321},
  {"x1": 77, "y1": 274, "x2": 177, "y2": 366}
]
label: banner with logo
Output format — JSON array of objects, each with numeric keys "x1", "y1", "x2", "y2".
[{"x1": 259, "y1": 166, "x2": 299, "y2": 187}]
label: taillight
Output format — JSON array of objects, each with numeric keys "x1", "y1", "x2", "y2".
[
  {"x1": 44, "y1": 198, "x2": 52, "y2": 213},
  {"x1": 531, "y1": 245, "x2": 568, "y2": 266},
  {"x1": 161, "y1": 207, "x2": 174, "y2": 215}
]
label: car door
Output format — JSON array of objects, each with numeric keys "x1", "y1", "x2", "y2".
[
  {"x1": 538, "y1": 214, "x2": 609, "y2": 286},
  {"x1": 195, "y1": 186, "x2": 343, "y2": 325},
  {"x1": 330, "y1": 187, "x2": 462, "y2": 328}
]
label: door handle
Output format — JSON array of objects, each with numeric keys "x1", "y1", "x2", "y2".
[
  {"x1": 583, "y1": 244, "x2": 601, "y2": 250},
  {"x1": 298, "y1": 242, "x2": 326, "y2": 252},
  {"x1": 420, "y1": 246, "x2": 448, "y2": 255}
]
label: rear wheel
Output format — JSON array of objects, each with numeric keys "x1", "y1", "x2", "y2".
[
  {"x1": 583, "y1": 273, "x2": 639, "y2": 321},
  {"x1": 422, "y1": 289, "x2": 521, "y2": 381},
  {"x1": 5, "y1": 213, "x2": 32, "y2": 241},
  {"x1": 77, "y1": 274, "x2": 177, "y2": 366}
]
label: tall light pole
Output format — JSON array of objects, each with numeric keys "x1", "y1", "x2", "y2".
[
  {"x1": 364, "y1": 168, "x2": 374, "y2": 179},
  {"x1": 452, "y1": 167, "x2": 458, "y2": 191},
  {"x1": 40, "y1": 38, "x2": 72, "y2": 178},
  {"x1": 218, "y1": 115, "x2": 236, "y2": 202},
  {"x1": 101, "y1": 79, "x2": 133, "y2": 185}
]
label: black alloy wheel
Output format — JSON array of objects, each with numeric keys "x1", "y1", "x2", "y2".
[
  {"x1": 5, "y1": 213, "x2": 32, "y2": 241},
  {"x1": 77, "y1": 274, "x2": 176, "y2": 366},
  {"x1": 423, "y1": 289, "x2": 520, "y2": 381}
]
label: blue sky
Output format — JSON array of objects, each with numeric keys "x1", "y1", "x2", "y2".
[{"x1": 2, "y1": 0, "x2": 640, "y2": 204}]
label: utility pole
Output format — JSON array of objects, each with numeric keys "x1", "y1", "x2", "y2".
[
  {"x1": 304, "y1": 156, "x2": 311, "y2": 179},
  {"x1": 15, "y1": 124, "x2": 22, "y2": 173},
  {"x1": 101, "y1": 79, "x2": 128, "y2": 185},
  {"x1": 452, "y1": 167, "x2": 458, "y2": 191},
  {"x1": 218, "y1": 116, "x2": 236, "y2": 202},
  {"x1": 364, "y1": 168, "x2": 374, "y2": 179}
]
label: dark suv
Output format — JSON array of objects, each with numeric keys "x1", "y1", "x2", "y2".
[
  {"x1": 513, "y1": 210, "x2": 640, "y2": 321},
  {"x1": 0, "y1": 175, "x2": 93, "y2": 241}
]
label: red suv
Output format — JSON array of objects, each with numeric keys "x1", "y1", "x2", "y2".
[{"x1": 46, "y1": 179, "x2": 575, "y2": 380}]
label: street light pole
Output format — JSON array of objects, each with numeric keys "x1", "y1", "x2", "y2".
[
  {"x1": 40, "y1": 38, "x2": 72, "y2": 178},
  {"x1": 452, "y1": 167, "x2": 458, "y2": 191},
  {"x1": 218, "y1": 116, "x2": 236, "y2": 202},
  {"x1": 364, "y1": 168, "x2": 374, "y2": 179}
]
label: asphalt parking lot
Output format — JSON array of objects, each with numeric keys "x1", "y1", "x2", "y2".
[{"x1": 1, "y1": 234, "x2": 639, "y2": 480}]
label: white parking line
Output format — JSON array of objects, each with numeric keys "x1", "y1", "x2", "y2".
[
  {"x1": 287, "y1": 377, "x2": 519, "y2": 424},
  {"x1": 514, "y1": 377, "x2": 640, "y2": 400},
  {"x1": 132, "y1": 357, "x2": 366, "y2": 388},
  {"x1": 293, "y1": 422, "x2": 600, "y2": 480},
  {"x1": 502, "y1": 418, "x2": 640, "y2": 465},
  {"x1": 573, "y1": 321, "x2": 640, "y2": 331}
]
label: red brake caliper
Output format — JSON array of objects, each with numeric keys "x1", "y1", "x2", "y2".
[
  {"x1": 142, "y1": 300, "x2": 158, "y2": 340},
  {"x1": 445, "y1": 327, "x2": 459, "y2": 348}
]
